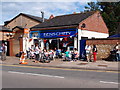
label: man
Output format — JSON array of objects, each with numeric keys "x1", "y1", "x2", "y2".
[
  {"x1": 0, "y1": 45, "x2": 2, "y2": 60},
  {"x1": 85, "y1": 44, "x2": 92, "y2": 62},
  {"x1": 1, "y1": 43, "x2": 7, "y2": 61}
]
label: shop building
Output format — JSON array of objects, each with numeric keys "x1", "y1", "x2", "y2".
[
  {"x1": 0, "y1": 25, "x2": 12, "y2": 56},
  {"x1": 3, "y1": 13, "x2": 47, "y2": 56},
  {"x1": 30, "y1": 11, "x2": 109, "y2": 56}
]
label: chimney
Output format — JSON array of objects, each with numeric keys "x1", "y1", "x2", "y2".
[
  {"x1": 41, "y1": 11, "x2": 44, "y2": 22},
  {"x1": 49, "y1": 14, "x2": 54, "y2": 19},
  {"x1": 73, "y1": 12, "x2": 76, "y2": 14}
]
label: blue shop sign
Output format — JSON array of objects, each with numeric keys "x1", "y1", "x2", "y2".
[
  {"x1": 40, "y1": 30, "x2": 77, "y2": 38},
  {"x1": 30, "y1": 28, "x2": 78, "y2": 38}
]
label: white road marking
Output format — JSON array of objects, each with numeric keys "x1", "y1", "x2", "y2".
[
  {"x1": 8, "y1": 71, "x2": 64, "y2": 79},
  {"x1": 100, "y1": 81, "x2": 120, "y2": 84}
]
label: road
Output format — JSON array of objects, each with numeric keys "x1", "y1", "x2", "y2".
[{"x1": 1, "y1": 64, "x2": 119, "y2": 88}]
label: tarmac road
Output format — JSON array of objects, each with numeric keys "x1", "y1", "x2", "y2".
[{"x1": 1, "y1": 65, "x2": 119, "y2": 88}]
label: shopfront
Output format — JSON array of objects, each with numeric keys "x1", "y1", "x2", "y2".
[{"x1": 30, "y1": 28, "x2": 78, "y2": 52}]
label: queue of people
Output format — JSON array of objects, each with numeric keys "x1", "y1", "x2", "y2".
[
  {"x1": 64, "y1": 48, "x2": 79, "y2": 62},
  {"x1": 17, "y1": 42, "x2": 120, "y2": 63},
  {"x1": 25, "y1": 43, "x2": 80, "y2": 63},
  {"x1": 26, "y1": 43, "x2": 55, "y2": 63}
]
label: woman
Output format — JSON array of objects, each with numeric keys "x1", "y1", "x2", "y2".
[
  {"x1": 65, "y1": 50, "x2": 70, "y2": 61},
  {"x1": 34, "y1": 43, "x2": 40, "y2": 63},
  {"x1": 92, "y1": 44, "x2": 97, "y2": 62},
  {"x1": 74, "y1": 48, "x2": 79, "y2": 61}
]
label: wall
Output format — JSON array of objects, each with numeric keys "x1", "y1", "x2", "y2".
[
  {"x1": 86, "y1": 39, "x2": 120, "y2": 60},
  {"x1": 79, "y1": 11, "x2": 109, "y2": 34},
  {"x1": 0, "y1": 32, "x2": 2, "y2": 40},
  {"x1": 79, "y1": 29, "x2": 109, "y2": 39},
  {"x1": 5, "y1": 15, "x2": 40, "y2": 30},
  {"x1": 0, "y1": 31, "x2": 13, "y2": 41}
]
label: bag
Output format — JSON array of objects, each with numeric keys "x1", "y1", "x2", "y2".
[{"x1": 86, "y1": 50, "x2": 90, "y2": 54}]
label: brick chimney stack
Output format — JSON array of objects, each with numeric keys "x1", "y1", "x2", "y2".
[
  {"x1": 73, "y1": 12, "x2": 76, "y2": 14},
  {"x1": 49, "y1": 14, "x2": 54, "y2": 19}
]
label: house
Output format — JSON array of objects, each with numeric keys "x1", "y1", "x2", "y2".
[
  {"x1": 0, "y1": 25, "x2": 12, "y2": 56},
  {"x1": 30, "y1": 11, "x2": 109, "y2": 55},
  {"x1": 0, "y1": 25, "x2": 12, "y2": 41},
  {"x1": 3, "y1": 13, "x2": 47, "y2": 56}
]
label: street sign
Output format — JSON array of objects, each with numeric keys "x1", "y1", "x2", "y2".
[{"x1": 24, "y1": 28, "x2": 29, "y2": 34}]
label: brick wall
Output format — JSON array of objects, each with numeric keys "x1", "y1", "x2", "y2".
[
  {"x1": 0, "y1": 31, "x2": 13, "y2": 41},
  {"x1": 86, "y1": 39, "x2": 120, "y2": 60},
  {"x1": 79, "y1": 11, "x2": 109, "y2": 34}
]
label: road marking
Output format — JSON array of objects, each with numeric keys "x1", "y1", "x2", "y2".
[
  {"x1": 100, "y1": 81, "x2": 120, "y2": 84},
  {"x1": 1, "y1": 64, "x2": 119, "y2": 73},
  {"x1": 8, "y1": 71, "x2": 65, "y2": 79}
]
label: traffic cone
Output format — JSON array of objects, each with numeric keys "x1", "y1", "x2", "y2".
[{"x1": 19, "y1": 52, "x2": 28, "y2": 64}]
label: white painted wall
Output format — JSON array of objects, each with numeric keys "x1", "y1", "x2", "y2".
[
  {"x1": 78, "y1": 29, "x2": 109, "y2": 39},
  {"x1": 74, "y1": 37, "x2": 77, "y2": 49},
  {"x1": 77, "y1": 29, "x2": 109, "y2": 54}
]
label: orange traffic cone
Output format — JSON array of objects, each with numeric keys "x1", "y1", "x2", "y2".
[{"x1": 19, "y1": 52, "x2": 28, "y2": 64}]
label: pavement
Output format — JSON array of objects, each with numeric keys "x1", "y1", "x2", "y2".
[{"x1": 0, "y1": 56, "x2": 119, "y2": 71}]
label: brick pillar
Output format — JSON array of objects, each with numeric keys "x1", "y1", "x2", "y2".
[
  {"x1": 8, "y1": 39, "x2": 14, "y2": 56},
  {"x1": 19, "y1": 37, "x2": 23, "y2": 51}
]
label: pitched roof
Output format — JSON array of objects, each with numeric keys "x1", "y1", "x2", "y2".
[
  {"x1": 0, "y1": 25, "x2": 12, "y2": 32},
  {"x1": 31, "y1": 11, "x2": 96, "y2": 30},
  {"x1": 12, "y1": 26, "x2": 24, "y2": 30},
  {"x1": 21, "y1": 13, "x2": 47, "y2": 22},
  {"x1": 4, "y1": 13, "x2": 47, "y2": 25}
]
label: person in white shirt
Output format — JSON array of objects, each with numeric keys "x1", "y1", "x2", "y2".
[
  {"x1": 85, "y1": 44, "x2": 92, "y2": 62},
  {"x1": 34, "y1": 43, "x2": 41, "y2": 63}
]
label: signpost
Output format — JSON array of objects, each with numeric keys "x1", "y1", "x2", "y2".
[{"x1": 23, "y1": 28, "x2": 29, "y2": 53}]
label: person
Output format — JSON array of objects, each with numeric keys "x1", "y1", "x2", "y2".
[
  {"x1": 85, "y1": 44, "x2": 92, "y2": 62},
  {"x1": 29, "y1": 45, "x2": 35, "y2": 59},
  {"x1": 64, "y1": 50, "x2": 70, "y2": 61},
  {"x1": 92, "y1": 44, "x2": 97, "y2": 62},
  {"x1": 114, "y1": 43, "x2": 120, "y2": 61},
  {"x1": 1, "y1": 43, "x2": 7, "y2": 61},
  {"x1": 49, "y1": 49, "x2": 55, "y2": 60},
  {"x1": 34, "y1": 43, "x2": 41, "y2": 63},
  {"x1": 71, "y1": 50, "x2": 75, "y2": 61},
  {"x1": 74, "y1": 48, "x2": 79, "y2": 61},
  {"x1": 0, "y1": 45, "x2": 2, "y2": 60},
  {"x1": 55, "y1": 48, "x2": 61, "y2": 58}
]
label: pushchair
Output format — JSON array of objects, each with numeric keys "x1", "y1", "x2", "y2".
[
  {"x1": 39, "y1": 53, "x2": 51, "y2": 63},
  {"x1": 29, "y1": 51, "x2": 35, "y2": 59},
  {"x1": 110, "y1": 50, "x2": 117, "y2": 61}
]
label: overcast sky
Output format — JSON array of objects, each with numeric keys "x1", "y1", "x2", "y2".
[{"x1": 0, "y1": 0, "x2": 96, "y2": 25}]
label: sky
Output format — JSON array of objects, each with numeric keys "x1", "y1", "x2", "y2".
[{"x1": 0, "y1": 0, "x2": 97, "y2": 25}]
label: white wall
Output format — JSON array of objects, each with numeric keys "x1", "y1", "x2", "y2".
[
  {"x1": 77, "y1": 29, "x2": 109, "y2": 53},
  {"x1": 78, "y1": 29, "x2": 109, "y2": 39}
]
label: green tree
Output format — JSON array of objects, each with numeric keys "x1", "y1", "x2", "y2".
[
  {"x1": 84, "y1": 2, "x2": 120, "y2": 35},
  {"x1": 84, "y1": 2, "x2": 101, "y2": 12}
]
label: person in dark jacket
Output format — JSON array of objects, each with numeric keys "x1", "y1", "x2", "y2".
[{"x1": 92, "y1": 44, "x2": 97, "y2": 62}]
